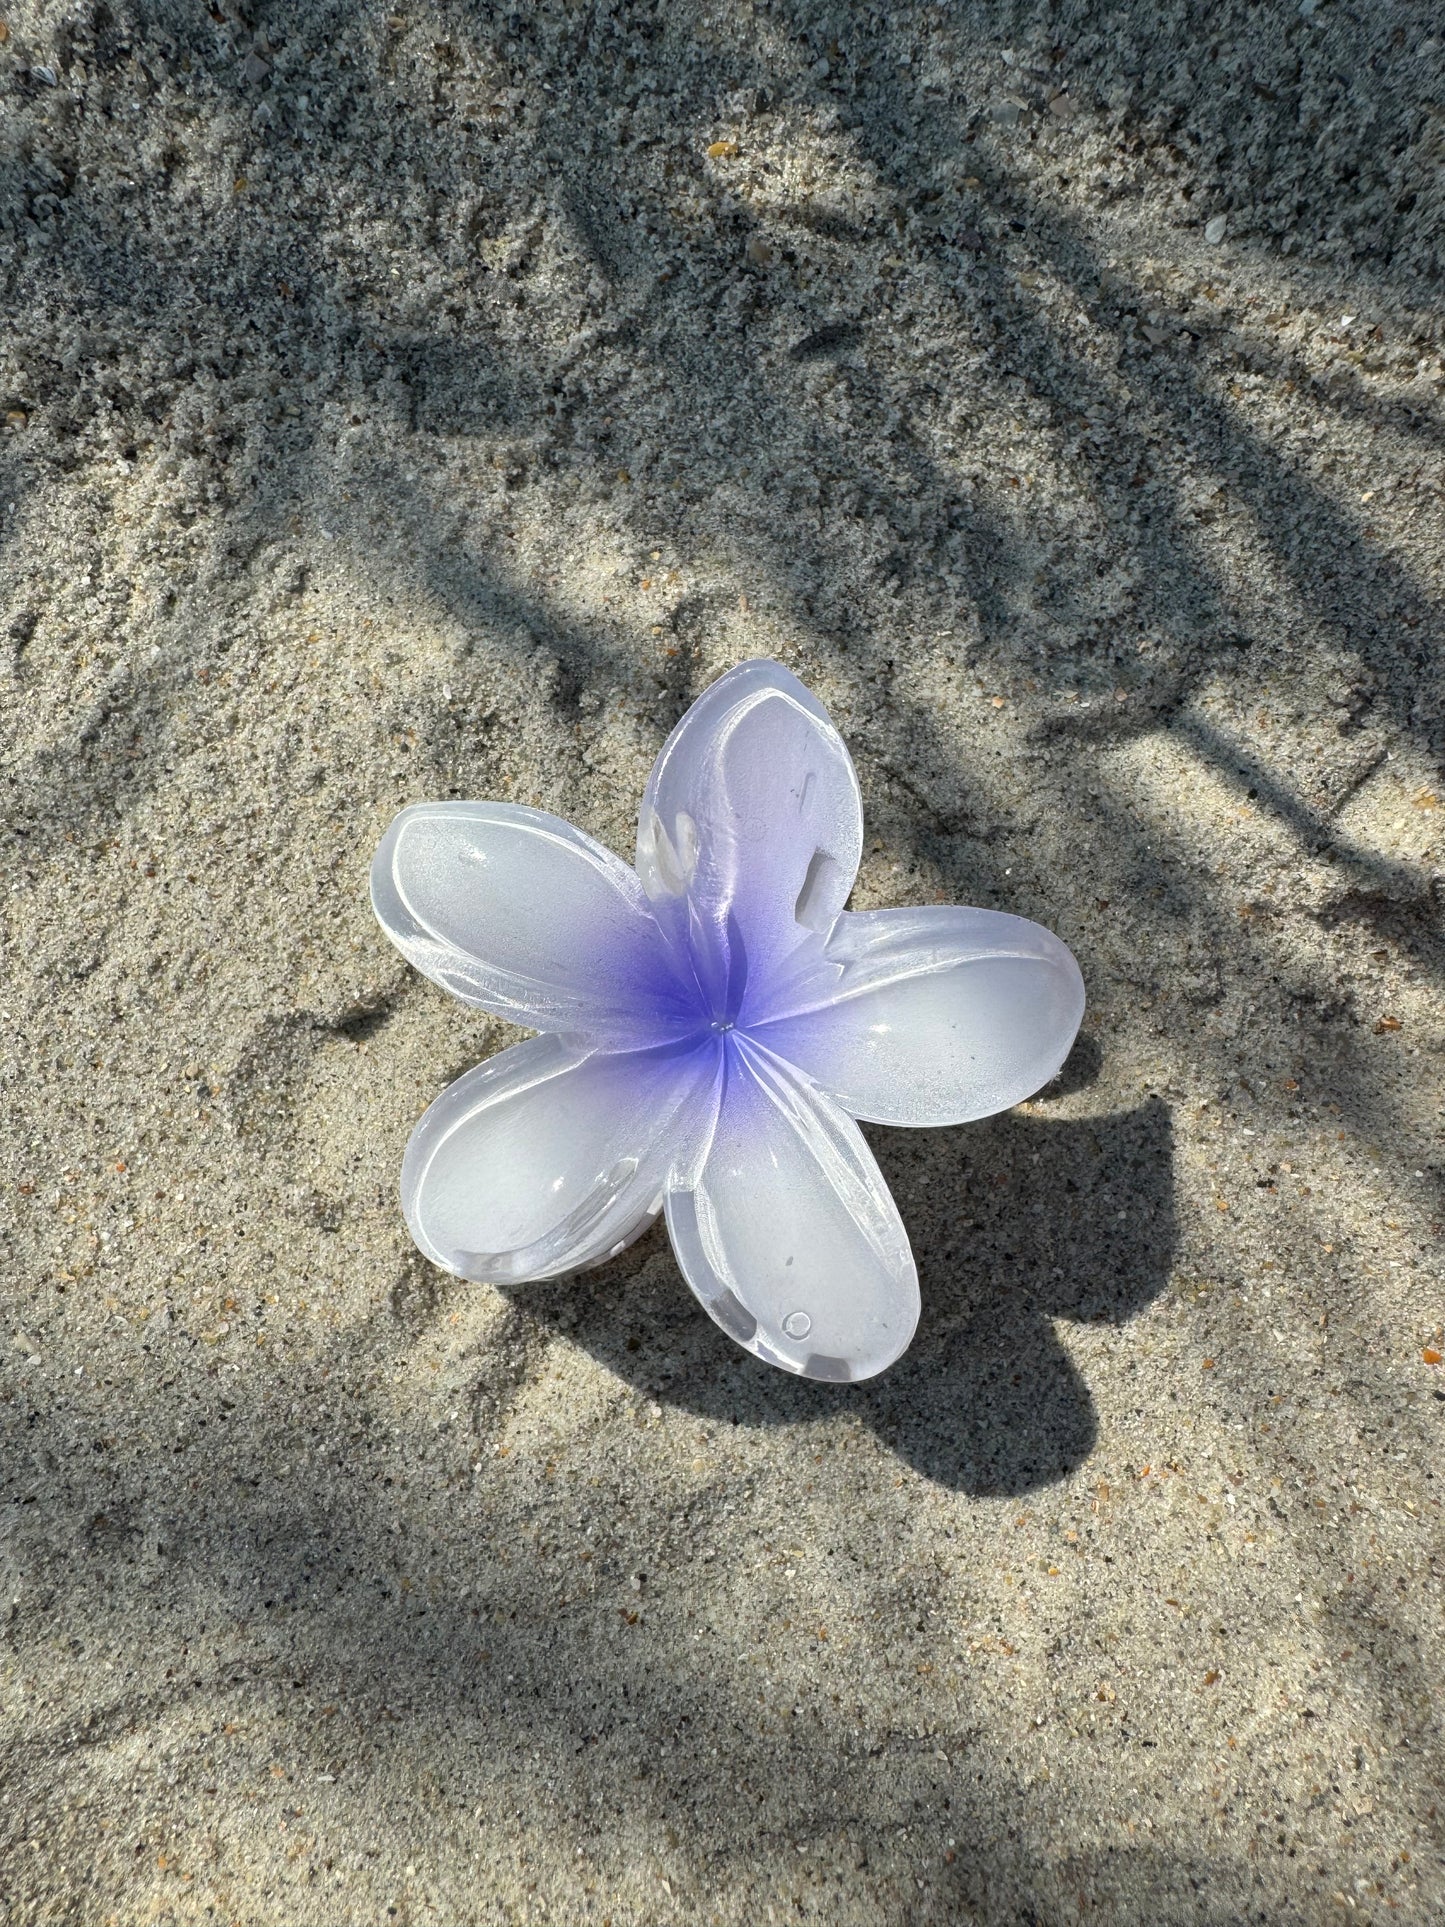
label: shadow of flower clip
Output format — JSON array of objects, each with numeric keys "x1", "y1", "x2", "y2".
[{"x1": 370, "y1": 660, "x2": 1084, "y2": 1382}]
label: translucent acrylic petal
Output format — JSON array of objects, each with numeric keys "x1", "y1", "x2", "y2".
[
  {"x1": 636, "y1": 661, "x2": 863, "y2": 1016},
  {"x1": 372, "y1": 802, "x2": 694, "y2": 1042},
  {"x1": 664, "y1": 1037, "x2": 918, "y2": 1381},
  {"x1": 403, "y1": 1033, "x2": 720, "y2": 1283},
  {"x1": 752, "y1": 906, "x2": 1085, "y2": 1127}
]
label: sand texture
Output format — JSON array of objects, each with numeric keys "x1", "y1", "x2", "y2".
[{"x1": 3, "y1": 1, "x2": 1444, "y2": 1921}]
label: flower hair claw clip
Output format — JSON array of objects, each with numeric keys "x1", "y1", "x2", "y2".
[{"x1": 371, "y1": 661, "x2": 1084, "y2": 1381}]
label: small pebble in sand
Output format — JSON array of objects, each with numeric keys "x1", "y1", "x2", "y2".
[{"x1": 1205, "y1": 214, "x2": 1228, "y2": 244}]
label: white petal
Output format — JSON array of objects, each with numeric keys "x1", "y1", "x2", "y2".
[
  {"x1": 665, "y1": 1037, "x2": 918, "y2": 1381},
  {"x1": 636, "y1": 661, "x2": 863, "y2": 1012},
  {"x1": 404, "y1": 1034, "x2": 719, "y2": 1282},
  {"x1": 372, "y1": 802, "x2": 694, "y2": 1042},
  {"x1": 753, "y1": 906, "x2": 1085, "y2": 1127}
]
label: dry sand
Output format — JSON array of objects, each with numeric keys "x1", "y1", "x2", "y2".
[{"x1": 3, "y1": 2, "x2": 1443, "y2": 1922}]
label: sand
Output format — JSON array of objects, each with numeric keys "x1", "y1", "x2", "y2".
[{"x1": 3, "y1": 1, "x2": 1443, "y2": 1921}]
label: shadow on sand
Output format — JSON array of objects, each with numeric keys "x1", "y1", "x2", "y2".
[{"x1": 511, "y1": 1039, "x2": 1174, "y2": 1496}]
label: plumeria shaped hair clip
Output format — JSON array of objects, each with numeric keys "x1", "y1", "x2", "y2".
[{"x1": 371, "y1": 661, "x2": 1084, "y2": 1381}]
